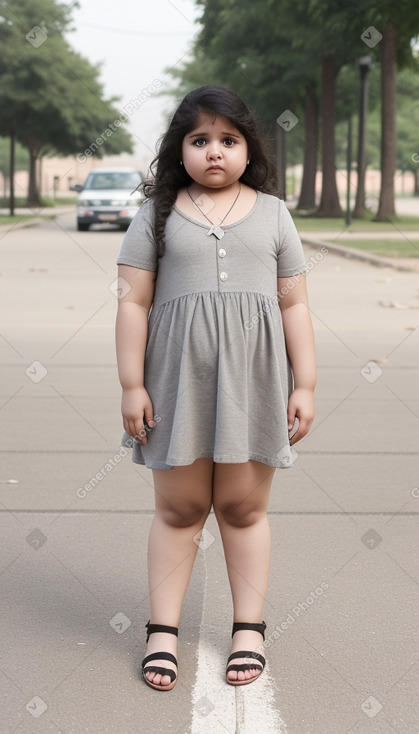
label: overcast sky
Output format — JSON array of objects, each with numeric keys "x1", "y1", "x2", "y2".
[{"x1": 66, "y1": 0, "x2": 201, "y2": 171}]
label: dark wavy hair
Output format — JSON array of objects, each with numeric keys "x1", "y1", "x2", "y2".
[{"x1": 140, "y1": 85, "x2": 278, "y2": 257}]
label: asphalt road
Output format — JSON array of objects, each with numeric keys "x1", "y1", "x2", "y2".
[{"x1": 0, "y1": 211, "x2": 418, "y2": 733}]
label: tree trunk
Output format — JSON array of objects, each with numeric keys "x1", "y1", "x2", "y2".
[
  {"x1": 353, "y1": 61, "x2": 371, "y2": 219},
  {"x1": 316, "y1": 55, "x2": 342, "y2": 217},
  {"x1": 414, "y1": 168, "x2": 419, "y2": 196},
  {"x1": 9, "y1": 122, "x2": 15, "y2": 217},
  {"x1": 296, "y1": 89, "x2": 318, "y2": 210},
  {"x1": 26, "y1": 139, "x2": 43, "y2": 208},
  {"x1": 374, "y1": 22, "x2": 397, "y2": 220}
]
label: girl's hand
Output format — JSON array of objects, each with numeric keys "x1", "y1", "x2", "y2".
[
  {"x1": 287, "y1": 388, "x2": 314, "y2": 445},
  {"x1": 122, "y1": 387, "x2": 155, "y2": 445}
]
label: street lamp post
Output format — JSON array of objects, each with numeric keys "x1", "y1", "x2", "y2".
[{"x1": 353, "y1": 55, "x2": 373, "y2": 218}]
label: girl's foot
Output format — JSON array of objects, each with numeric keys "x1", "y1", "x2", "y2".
[
  {"x1": 226, "y1": 622, "x2": 266, "y2": 685},
  {"x1": 141, "y1": 622, "x2": 178, "y2": 691}
]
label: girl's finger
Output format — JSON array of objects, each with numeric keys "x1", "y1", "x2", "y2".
[
  {"x1": 134, "y1": 418, "x2": 148, "y2": 444},
  {"x1": 287, "y1": 406, "x2": 296, "y2": 431},
  {"x1": 144, "y1": 404, "x2": 155, "y2": 428},
  {"x1": 290, "y1": 416, "x2": 313, "y2": 445}
]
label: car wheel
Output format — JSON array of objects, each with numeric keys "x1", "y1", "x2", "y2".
[{"x1": 77, "y1": 222, "x2": 90, "y2": 231}]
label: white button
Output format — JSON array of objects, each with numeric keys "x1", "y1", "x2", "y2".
[
  {"x1": 218, "y1": 248, "x2": 226, "y2": 258},
  {"x1": 220, "y1": 271, "x2": 228, "y2": 281}
]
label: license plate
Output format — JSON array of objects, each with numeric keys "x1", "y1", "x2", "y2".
[{"x1": 98, "y1": 214, "x2": 117, "y2": 221}]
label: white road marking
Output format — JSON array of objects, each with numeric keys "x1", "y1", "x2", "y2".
[
  {"x1": 190, "y1": 550, "x2": 236, "y2": 734},
  {"x1": 235, "y1": 665, "x2": 287, "y2": 734},
  {"x1": 190, "y1": 550, "x2": 287, "y2": 734}
]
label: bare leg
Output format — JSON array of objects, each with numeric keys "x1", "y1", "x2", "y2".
[
  {"x1": 212, "y1": 460, "x2": 275, "y2": 683},
  {"x1": 144, "y1": 458, "x2": 213, "y2": 688}
]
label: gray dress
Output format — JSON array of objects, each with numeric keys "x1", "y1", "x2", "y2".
[{"x1": 116, "y1": 191, "x2": 307, "y2": 471}]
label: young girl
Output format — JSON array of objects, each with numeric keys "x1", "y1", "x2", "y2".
[{"x1": 115, "y1": 85, "x2": 316, "y2": 691}]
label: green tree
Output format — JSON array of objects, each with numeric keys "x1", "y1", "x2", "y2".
[
  {"x1": 172, "y1": 0, "x2": 320, "y2": 201},
  {"x1": 0, "y1": 0, "x2": 133, "y2": 208},
  {"x1": 364, "y1": 2, "x2": 419, "y2": 219},
  {"x1": 168, "y1": 0, "x2": 419, "y2": 219}
]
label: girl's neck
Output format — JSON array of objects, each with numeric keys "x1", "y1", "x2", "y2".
[
  {"x1": 176, "y1": 182, "x2": 258, "y2": 227},
  {"x1": 187, "y1": 181, "x2": 241, "y2": 199}
]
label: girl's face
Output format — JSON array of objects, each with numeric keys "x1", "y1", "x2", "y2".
[{"x1": 181, "y1": 111, "x2": 249, "y2": 190}]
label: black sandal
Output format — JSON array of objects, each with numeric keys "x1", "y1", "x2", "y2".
[
  {"x1": 226, "y1": 621, "x2": 267, "y2": 686},
  {"x1": 141, "y1": 620, "x2": 178, "y2": 691}
]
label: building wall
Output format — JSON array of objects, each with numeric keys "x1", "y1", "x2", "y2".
[{"x1": 1, "y1": 154, "x2": 416, "y2": 200}]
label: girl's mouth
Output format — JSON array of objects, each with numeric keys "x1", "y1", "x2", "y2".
[{"x1": 207, "y1": 165, "x2": 223, "y2": 171}]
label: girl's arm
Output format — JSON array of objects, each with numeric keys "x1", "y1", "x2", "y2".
[
  {"x1": 278, "y1": 273, "x2": 316, "y2": 445},
  {"x1": 115, "y1": 264, "x2": 156, "y2": 445}
]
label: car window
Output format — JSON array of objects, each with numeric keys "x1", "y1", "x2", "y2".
[{"x1": 84, "y1": 172, "x2": 142, "y2": 190}]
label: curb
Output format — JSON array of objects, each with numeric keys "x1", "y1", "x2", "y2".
[{"x1": 301, "y1": 236, "x2": 419, "y2": 273}]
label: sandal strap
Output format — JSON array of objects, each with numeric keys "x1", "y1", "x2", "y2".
[
  {"x1": 231, "y1": 621, "x2": 267, "y2": 641},
  {"x1": 142, "y1": 651, "x2": 178, "y2": 684},
  {"x1": 145, "y1": 619, "x2": 178, "y2": 642},
  {"x1": 142, "y1": 651, "x2": 178, "y2": 668},
  {"x1": 226, "y1": 650, "x2": 266, "y2": 671},
  {"x1": 227, "y1": 663, "x2": 263, "y2": 674}
]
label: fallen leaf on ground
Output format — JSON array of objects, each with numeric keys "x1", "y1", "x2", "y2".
[
  {"x1": 378, "y1": 300, "x2": 419, "y2": 309},
  {"x1": 379, "y1": 300, "x2": 408, "y2": 309}
]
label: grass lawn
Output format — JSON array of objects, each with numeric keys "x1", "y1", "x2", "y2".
[
  {"x1": 0, "y1": 196, "x2": 75, "y2": 226},
  {"x1": 291, "y1": 211, "x2": 419, "y2": 232},
  {"x1": 0, "y1": 214, "x2": 33, "y2": 226},
  {"x1": 323, "y1": 239, "x2": 419, "y2": 258},
  {"x1": 0, "y1": 196, "x2": 76, "y2": 208},
  {"x1": 0, "y1": 214, "x2": 55, "y2": 226}
]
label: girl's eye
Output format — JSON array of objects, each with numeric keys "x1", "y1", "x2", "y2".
[
  {"x1": 223, "y1": 138, "x2": 235, "y2": 147},
  {"x1": 193, "y1": 138, "x2": 207, "y2": 147}
]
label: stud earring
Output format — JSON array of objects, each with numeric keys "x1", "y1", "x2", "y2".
[{"x1": 180, "y1": 161, "x2": 183, "y2": 165}]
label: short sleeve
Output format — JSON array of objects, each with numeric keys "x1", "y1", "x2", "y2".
[
  {"x1": 277, "y1": 199, "x2": 307, "y2": 278},
  {"x1": 116, "y1": 199, "x2": 158, "y2": 271}
]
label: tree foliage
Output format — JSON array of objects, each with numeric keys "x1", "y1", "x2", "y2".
[
  {"x1": 0, "y1": 0, "x2": 133, "y2": 206},
  {"x1": 166, "y1": 0, "x2": 419, "y2": 218}
]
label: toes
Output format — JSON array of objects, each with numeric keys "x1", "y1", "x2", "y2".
[
  {"x1": 146, "y1": 674, "x2": 164, "y2": 687},
  {"x1": 227, "y1": 666, "x2": 261, "y2": 683},
  {"x1": 145, "y1": 669, "x2": 174, "y2": 688}
]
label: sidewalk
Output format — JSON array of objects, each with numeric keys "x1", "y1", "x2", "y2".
[{"x1": 0, "y1": 213, "x2": 418, "y2": 733}]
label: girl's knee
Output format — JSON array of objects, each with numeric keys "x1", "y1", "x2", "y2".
[
  {"x1": 213, "y1": 501, "x2": 266, "y2": 528},
  {"x1": 158, "y1": 500, "x2": 211, "y2": 529}
]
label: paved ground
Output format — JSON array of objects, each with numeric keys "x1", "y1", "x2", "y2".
[{"x1": 0, "y1": 210, "x2": 418, "y2": 733}]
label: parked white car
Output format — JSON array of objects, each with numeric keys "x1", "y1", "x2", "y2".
[{"x1": 71, "y1": 167, "x2": 144, "y2": 231}]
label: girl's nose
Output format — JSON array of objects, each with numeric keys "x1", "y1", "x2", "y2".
[{"x1": 207, "y1": 143, "x2": 222, "y2": 159}]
